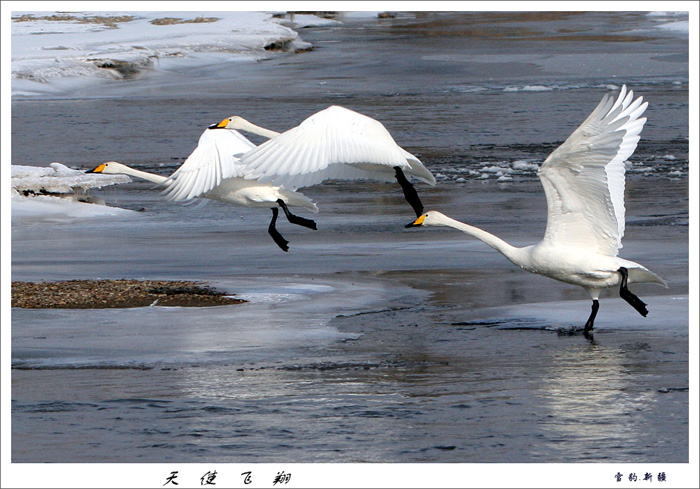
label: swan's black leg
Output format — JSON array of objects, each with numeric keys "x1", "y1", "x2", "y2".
[
  {"x1": 276, "y1": 199, "x2": 317, "y2": 230},
  {"x1": 394, "y1": 166, "x2": 424, "y2": 217},
  {"x1": 583, "y1": 299, "x2": 599, "y2": 338},
  {"x1": 619, "y1": 267, "x2": 648, "y2": 317},
  {"x1": 268, "y1": 207, "x2": 289, "y2": 252}
]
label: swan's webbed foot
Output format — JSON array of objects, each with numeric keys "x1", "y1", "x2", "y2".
[
  {"x1": 276, "y1": 200, "x2": 317, "y2": 230},
  {"x1": 618, "y1": 267, "x2": 648, "y2": 317},
  {"x1": 394, "y1": 166, "x2": 424, "y2": 217},
  {"x1": 268, "y1": 207, "x2": 289, "y2": 252}
]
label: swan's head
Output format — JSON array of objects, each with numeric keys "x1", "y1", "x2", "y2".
[
  {"x1": 405, "y1": 211, "x2": 449, "y2": 228},
  {"x1": 209, "y1": 116, "x2": 245, "y2": 130},
  {"x1": 85, "y1": 161, "x2": 128, "y2": 174}
]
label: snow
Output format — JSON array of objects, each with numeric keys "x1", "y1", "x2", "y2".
[
  {"x1": 645, "y1": 11, "x2": 690, "y2": 34},
  {"x1": 10, "y1": 10, "x2": 326, "y2": 97},
  {"x1": 11, "y1": 194, "x2": 136, "y2": 221},
  {"x1": 11, "y1": 163, "x2": 134, "y2": 221},
  {"x1": 11, "y1": 162, "x2": 130, "y2": 194}
]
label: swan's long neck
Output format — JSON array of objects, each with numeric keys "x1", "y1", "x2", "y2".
[
  {"x1": 231, "y1": 117, "x2": 281, "y2": 139},
  {"x1": 112, "y1": 166, "x2": 168, "y2": 185},
  {"x1": 436, "y1": 214, "x2": 524, "y2": 264}
]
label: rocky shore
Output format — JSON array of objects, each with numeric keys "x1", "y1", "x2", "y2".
[{"x1": 11, "y1": 279, "x2": 245, "y2": 309}]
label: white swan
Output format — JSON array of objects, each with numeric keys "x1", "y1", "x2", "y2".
[
  {"x1": 86, "y1": 128, "x2": 318, "y2": 252},
  {"x1": 406, "y1": 86, "x2": 667, "y2": 336},
  {"x1": 211, "y1": 105, "x2": 436, "y2": 216}
]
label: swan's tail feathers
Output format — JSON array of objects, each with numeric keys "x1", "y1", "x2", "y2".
[
  {"x1": 401, "y1": 150, "x2": 436, "y2": 185},
  {"x1": 278, "y1": 188, "x2": 319, "y2": 213},
  {"x1": 625, "y1": 266, "x2": 669, "y2": 288}
]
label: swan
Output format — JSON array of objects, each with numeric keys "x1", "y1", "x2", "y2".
[
  {"x1": 211, "y1": 105, "x2": 436, "y2": 217},
  {"x1": 86, "y1": 127, "x2": 318, "y2": 252},
  {"x1": 406, "y1": 85, "x2": 667, "y2": 337}
]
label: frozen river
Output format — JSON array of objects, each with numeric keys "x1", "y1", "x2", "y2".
[{"x1": 7, "y1": 9, "x2": 693, "y2": 488}]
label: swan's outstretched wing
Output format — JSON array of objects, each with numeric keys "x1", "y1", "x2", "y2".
[
  {"x1": 239, "y1": 105, "x2": 435, "y2": 189},
  {"x1": 163, "y1": 128, "x2": 256, "y2": 201},
  {"x1": 538, "y1": 85, "x2": 647, "y2": 256}
]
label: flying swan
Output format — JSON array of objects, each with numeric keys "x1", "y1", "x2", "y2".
[
  {"x1": 210, "y1": 105, "x2": 436, "y2": 217},
  {"x1": 86, "y1": 127, "x2": 318, "y2": 252},
  {"x1": 406, "y1": 85, "x2": 667, "y2": 336}
]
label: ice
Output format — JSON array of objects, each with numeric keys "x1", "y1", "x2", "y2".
[
  {"x1": 504, "y1": 85, "x2": 554, "y2": 92},
  {"x1": 464, "y1": 295, "x2": 689, "y2": 335},
  {"x1": 11, "y1": 276, "x2": 399, "y2": 369},
  {"x1": 479, "y1": 165, "x2": 513, "y2": 174},
  {"x1": 655, "y1": 20, "x2": 690, "y2": 33},
  {"x1": 11, "y1": 163, "x2": 134, "y2": 222},
  {"x1": 10, "y1": 11, "x2": 315, "y2": 97},
  {"x1": 5, "y1": 9, "x2": 691, "y2": 478},
  {"x1": 511, "y1": 160, "x2": 539, "y2": 172},
  {"x1": 11, "y1": 162, "x2": 130, "y2": 194},
  {"x1": 646, "y1": 11, "x2": 691, "y2": 34},
  {"x1": 11, "y1": 194, "x2": 136, "y2": 222},
  {"x1": 276, "y1": 13, "x2": 342, "y2": 28},
  {"x1": 233, "y1": 283, "x2": 337, "y2": 304},
  {"x1": 339, "y1": 12, "x2": 386, "y2": 19},
  {"x1": 646, "y1": 11, "x2": 689, "y2": 17}
]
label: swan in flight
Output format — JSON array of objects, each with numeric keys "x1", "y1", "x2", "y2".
[
  {"x1": 86, "y1": 128, "x2": 318, "y2": 252},
  {"x1": 211, "y1": 105, "x2": 436, "y2": 217},
  {"x1": 406, "y1": 86, "x2": 667, "y2": 337}
]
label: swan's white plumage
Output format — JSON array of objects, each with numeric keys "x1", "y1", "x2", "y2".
[
  {"x1": 237, "y1": 105, "x2": 436, "y2": 189},
  {"x1": 538, "y1": 85, "x2": 648, "y2": 256},
  {"x1": 410, "y1": 85, "x2": 666, "y2": 306},
  {"x1": 88, "y1": 161, "x2": 318, "y2": 213},
  {"x1": 162, "y1": 128, "x2": 256, "y2": 202},
  {"x1": 87, "y1": 124, "x2": 322, "y2": 252}
]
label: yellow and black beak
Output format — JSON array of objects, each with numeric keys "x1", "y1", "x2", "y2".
[
  {"x1": 85, "y1": 164, "x2": 106, "y2": 174},
  {"x1": 208, "y1": 118, "x2": 230, "y2": 130},
  {"x1": 405, "y1": 214, "x2": 426, "y2": 228}
]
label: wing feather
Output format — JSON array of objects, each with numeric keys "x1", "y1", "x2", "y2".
[
  {"x1": 240, "y1": 106, "x2": 435, "y2": 188},
  {"x1": 163, "y1": 128, "x2": 256, "y2": 201},
  {"x1": 537, "y1": 85, "x2": 647, "y2": 255}
]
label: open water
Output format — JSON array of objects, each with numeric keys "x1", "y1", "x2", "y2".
[{"x1": 9, "y1": 10, "x2": 691, "y2": 483}]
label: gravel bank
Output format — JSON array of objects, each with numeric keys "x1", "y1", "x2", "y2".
[{"x1": 11, "y1": 279, "x2": 245, "y2": 309}]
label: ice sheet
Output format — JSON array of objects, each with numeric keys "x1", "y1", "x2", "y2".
[
  {"x1": 10, "y1": 10, "x2": 333, "y2": 97},
  {"x1": 11, "y1": 162, "x2": 130, "y2": 193},
  {"x1": 11, "y1": 163, "x2": 134, "y2": 222}
]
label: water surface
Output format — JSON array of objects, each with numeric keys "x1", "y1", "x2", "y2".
[{"x1": 10, "y1": 10, "x2": 690, "y2": 472}]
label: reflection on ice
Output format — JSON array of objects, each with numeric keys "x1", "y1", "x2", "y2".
[
  {"x1": 455, "y1": 295, "x2": 689, "y2": 462},
  {"x1": 11, "y1": 276, "x2": 406, "y2": 369},
  {"x1": 232, "y1": 283, "x2": 336, "y2": 304},
  {"x1": 465, "y1": 295, "x2": 688, "y2": 334}
]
